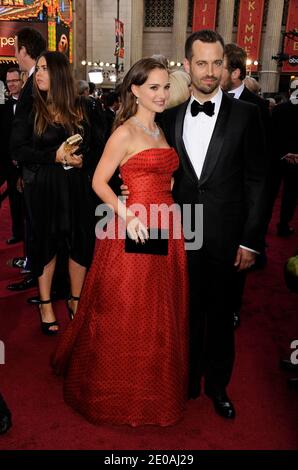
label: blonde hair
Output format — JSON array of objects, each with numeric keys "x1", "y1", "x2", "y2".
[
  {"x1": 167, "y1": 70, "x2": 191, "y2": 109},
  {"x1": 243, "y1": 76, "x2": 261, "y2": 95}
]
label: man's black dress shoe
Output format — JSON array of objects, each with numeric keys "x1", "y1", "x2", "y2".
[
  {"x1": 27, "y1": 296, "x2": 41, "y2": 305},
  {"x1": 205, "y1": 390, "x2": 236, "y2": 419},
  {"x1": 6, "y1": 236, "x2": 23, "y2": 245},
  {"x1": 7, "y1": 256, "x2": 27, "y2": 269},
  {"x1": 233, "y1": 312, "x2": 240, "y2": 329},
  {"x1": 280, "y1": 359, "x2": 298, "y2": 372},
  {"x1": 7, "y1": 275, "x2": 37, "y2": 291},
  {"x1": 0, "y1": 394, "x2": 12, "y2": 434}
]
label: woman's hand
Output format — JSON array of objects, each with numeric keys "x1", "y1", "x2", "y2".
[
  {"x1": 55, "y1": 142, "x2": 83, "y2": 168},
  {"x1": 126, "y1": 216, "x2": 148, "y2": 244}
]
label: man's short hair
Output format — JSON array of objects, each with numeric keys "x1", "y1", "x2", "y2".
[
  {"x1": 105, "y1": 92, "x2": 120, "y2": 108},
  {"x1": 76, "y1": 80, "x2": 89, "y2": 95},
  {"x1": 224, "y1": 43, "x2": 247, "y2": 81},
  {"x1": 16, "y1": 28, "x2": 46, "y2": 60},
  {"x1": 185, "y1": 29, "x2": 225, "y2": 61},
  {"x1": 88, "y1": 82, "x2": 96, "y2": 94},
  {"x1": 6, "y1": 67, "x2": 21, "y2": 76}
]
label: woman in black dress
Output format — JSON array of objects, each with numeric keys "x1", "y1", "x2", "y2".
[{"x1": 17, "y1": 52, "x2": 95, "y2": 334}]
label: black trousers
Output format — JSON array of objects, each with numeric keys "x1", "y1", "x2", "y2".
[
  {"x1": 187, "y1": 250, "x2": 235, "y2": 396},
  {"x1": 6, "y1": 167, "x2": 24, "y2": 240},
  {"x1": 231, "y1": 271, "x2": 246, "y2": 313}
]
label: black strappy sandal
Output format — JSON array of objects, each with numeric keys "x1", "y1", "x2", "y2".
[
  {"x1": 38, "y1": 299, "x2": 59, "y2": 335},
  {"x1": 66, "y1": 295, "x2": 80, "y2": 320}
]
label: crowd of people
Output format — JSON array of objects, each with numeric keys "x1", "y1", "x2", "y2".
[{"x1": 0, "y1": 26, "x2": 297, "y2": 432}]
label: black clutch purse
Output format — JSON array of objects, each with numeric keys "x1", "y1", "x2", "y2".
[{"x1": 125, "y1": 228, "x2": 169, "y2": 255}]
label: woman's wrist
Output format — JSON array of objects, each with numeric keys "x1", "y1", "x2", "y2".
[
  {"x1": 56, "y1": 149, "x2": 67, "y2": 165},
  {"x1": 125, "y1": 212, "x2": 136, "y2": 223}
]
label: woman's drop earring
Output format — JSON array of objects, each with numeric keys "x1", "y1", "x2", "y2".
[{"x1": 136, "y1": 97, "x2": 139, "y2": 105}]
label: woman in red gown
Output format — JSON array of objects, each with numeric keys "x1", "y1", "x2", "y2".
[{"x1": 52, "y1": 58, "x2": 189, "y2": 426}]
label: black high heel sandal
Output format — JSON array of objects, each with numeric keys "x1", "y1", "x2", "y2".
[
  {"x1": 67, "y1": 295, "x2": 80, "y2": 320},
  {"x1": 38, "y1": 299, "x2": 59, "y2": 335}
]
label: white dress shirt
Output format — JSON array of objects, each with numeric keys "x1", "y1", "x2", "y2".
[
  {"x1": 228, "y1": 82, "x2": 245, "y2": 99},
  {"x1": 12, "y1": 96, "x2": 18, "y2": 115},
  {"x1": 183, "y1": 88, "x2": 223, "y2": 180},
  {"x1": 28, "y1": 66, "x2": 35, "y2": 78}
]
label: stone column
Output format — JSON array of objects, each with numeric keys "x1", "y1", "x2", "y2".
[
  {"x1": 217, "y1": 0, "x2": 235, "y2": 44},
  {"x1": 171, "y1": 0, "x2": 188, "y2": 62},
  {"x1": 72, "y1": 0, "x2": 87, "y2": 80},
  {"x1": 259, "y1": 0, "x2": 284, "y2": 93},
  {"x1": 130, "y1": 0, "x2": 144, "y2": 64}
]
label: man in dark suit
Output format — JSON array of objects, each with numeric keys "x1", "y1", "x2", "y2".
[
  {"x1": 8, "y1": 28, "x2": 46, "y2": 292},
  {"x1": 221, "y1": 43, "x2": 270, "y2": 129},
  {"x1": 1, "y1": 67, "x2": 24, "y2": 245},
  {"x1": 161, "y1": 30, "x2": 268, "y2": 418},
  {"x1": 271, "y1": 81, "x2": 298, "y2": 236},
  {"x1": 220, "y1": 43, "x2": 270, "y2": 328}
]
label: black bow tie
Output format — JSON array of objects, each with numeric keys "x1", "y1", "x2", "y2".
[{"x1": 191, "y1": 100, "x2": 215, "y2": 117}]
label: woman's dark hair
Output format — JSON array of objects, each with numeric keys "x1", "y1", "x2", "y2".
[
  {"x1": 113, "y1": 57, "x2": 168, "y2": 130},
  {"x1": 33, "y1": 51, "x2": 83, "y2": 136},
  {"x1": 185, "y1": 29, "x2": 224, "y2": 61}
]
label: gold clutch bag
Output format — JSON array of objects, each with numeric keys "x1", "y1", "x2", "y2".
[{"x1": 64, "y1": 134, "x2": 83, "y2": 152}]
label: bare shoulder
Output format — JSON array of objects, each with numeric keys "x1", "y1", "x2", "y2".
[{"x1": 108, "y1": 123, "x2": 133, "y2": 147}]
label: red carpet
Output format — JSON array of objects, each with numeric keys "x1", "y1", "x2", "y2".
[{"x1": 0, "y1": 197, "x2": 297, "y2": 450}]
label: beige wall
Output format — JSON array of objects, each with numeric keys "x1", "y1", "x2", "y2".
[
  {"x1": 143, "y1": 28, "x2": 173, "y2": 60},
  {"x1": 72, "y1": 0, "x2": 86, "y2": 80},
  {"x1": 83, "y1": 0, "x2": 131, "y2": 82}
]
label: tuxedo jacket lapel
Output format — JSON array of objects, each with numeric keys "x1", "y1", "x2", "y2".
[
  {"x1": 175, "y1": 99, "x2": 199, "y2": 184},
  {"x1": 16, "y1": 75, "x2": 33, "y2": 112},
  {"x1": 199, "y1": 92, "x2": 232, "y2": 186}
]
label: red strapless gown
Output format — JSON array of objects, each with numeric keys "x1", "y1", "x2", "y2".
[{"x1": 52, "y1": 148, "x2": 189, "y2": 426}]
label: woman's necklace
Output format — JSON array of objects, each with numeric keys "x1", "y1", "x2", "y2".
[{"x1": 132, "y1": 116, "x2": 160, "y2": 139}]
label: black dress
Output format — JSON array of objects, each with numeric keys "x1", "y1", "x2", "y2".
[{"x1": 19, "y1": 121, "x2": 95, "y2": 277}]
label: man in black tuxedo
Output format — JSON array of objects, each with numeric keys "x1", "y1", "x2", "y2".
[
  {"x1": 7, "y1": 28, "x2": 46, "y2": 292},
  {"x1": 161, "y1": 30, "x2": 268, "y2": 418},
  {"x1": 1, "y1": 67, "x2": 24, "y2": 245},
  {"x1": 220, "y1": 43, "x2": 270, "y2": 328}
]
